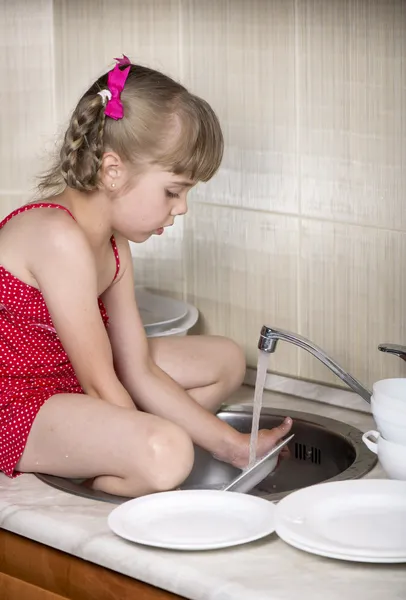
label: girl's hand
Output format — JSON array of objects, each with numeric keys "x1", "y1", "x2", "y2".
[{"x1": 216, "y1": 417, "x2": 293, "y2": 469}]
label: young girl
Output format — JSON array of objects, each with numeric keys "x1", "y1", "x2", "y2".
[{"x1": 0, "y1": 56, "x2": 292, "y2": 498}]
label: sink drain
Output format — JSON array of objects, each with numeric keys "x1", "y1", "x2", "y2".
[{"x1": 295, "y1": 442, "x2": 321, "y2": 465}]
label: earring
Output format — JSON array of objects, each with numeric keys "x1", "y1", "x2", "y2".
[{"x1": 111, "y1": 183, "x2": 116, "y2": 189}]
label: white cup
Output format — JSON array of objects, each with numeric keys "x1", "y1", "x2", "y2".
[
  {"x1": 362, "y1": 430, "x2": 406, "y2": 480},
  {"x1": 372, "y1": 379, "x2": 406, "y2": 412},
  {"x1": 371, "y1": 397, "x2": 406, "y2": 445}
]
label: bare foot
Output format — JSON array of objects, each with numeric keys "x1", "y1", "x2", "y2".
[{"x1": 217, "y1": 417, "x2": 293, "y2": 469}]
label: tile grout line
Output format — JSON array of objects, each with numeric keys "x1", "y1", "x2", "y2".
[
  {"x1": 49, "y1": 0, "x2": 58, "y2": 138},
  {"x1": 294, "y1": 0, "x2": 302, "y2": 375},
  {"x1": 191, "y1": 200, "x2": 406, "y2": 236},
  {"x1": 178, "y1": 0, "x2": 188, "y2": 303}
]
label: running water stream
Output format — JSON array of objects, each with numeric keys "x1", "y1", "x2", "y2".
[{"x1": 248, "y1": 350, "x2": 269, "y2": 466}]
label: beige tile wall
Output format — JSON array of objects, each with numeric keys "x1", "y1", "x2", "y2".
[
  {"x1": 0, "y1": 0, "x2": 56, "y2": 213},
  {"x1": 1, "y1": 0, "x2": 405, "y2": 388},
  {"x1": 184, "y1": 204, "x2": 300, "y2": 375}
]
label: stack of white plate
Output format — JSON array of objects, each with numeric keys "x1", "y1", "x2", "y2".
[
  {"x1": 108, "y1": 480, "x2": 406, "y2": 562},
  {"x1": 134, "y1": 286, "x2": 199, "y2": 338}
]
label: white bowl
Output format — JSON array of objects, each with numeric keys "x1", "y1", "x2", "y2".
[
  {"x1": 372, "y1": 379, "x2": 406, "y2": 412},
  {"x1": 145, "y1": 305, "x2": 199, "y2": 338},
  {"x1": 362, "y1": 430, "x2": 406, "y2": 480},
  {"x1": 371, "y1": 397, "x2": 406, "y2": 445}
]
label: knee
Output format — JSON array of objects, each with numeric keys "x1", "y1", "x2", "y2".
[
  {"x1": 144, "y1": 420, "x2": 195, "y2": 493},
  {"x1": 215, "y1": 336, "x2": 246, "y2": 390}
]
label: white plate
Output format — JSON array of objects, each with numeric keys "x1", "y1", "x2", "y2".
[
  {"x1": 108, "y1": 489, "x2": 277, "y2": 551},
  {"x1": 275, "y1": 479, "x2": 406, "y2": 563},
  {"x1": 135, "y1": 287, "x2": 188, "y2": 328}
]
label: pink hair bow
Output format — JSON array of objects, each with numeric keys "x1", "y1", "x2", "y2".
[{"x1": 104, "y1": 55, "x2": 131, "y2": 120}]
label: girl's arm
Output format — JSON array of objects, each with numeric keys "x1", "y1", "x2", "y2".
[
  {"x1": 101, "y1": 238, "x2": 240, "y2": 460},
  {"x1": 29, "y1": 214, "x2": 135, "y2": 409}
]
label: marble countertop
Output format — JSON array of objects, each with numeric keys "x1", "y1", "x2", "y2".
[{"x1": 1, "y1": 390, "x2": 406, "y2": 600}]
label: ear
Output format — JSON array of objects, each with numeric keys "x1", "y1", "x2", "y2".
[{"x1": 98, "y1": 152, "x2": 126, "y2": 190}]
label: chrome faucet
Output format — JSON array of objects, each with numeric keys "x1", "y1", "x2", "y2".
[
  {"x1": 257, "y1": 326, "x2": 404, "y2": 405},
  {"x1": 378, "y1": 343, "x2": 406, "y2": 362}
]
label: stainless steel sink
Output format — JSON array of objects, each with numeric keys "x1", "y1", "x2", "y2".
[{"x1": 35, "y1": 406, "x2": 376, "y2": 504}]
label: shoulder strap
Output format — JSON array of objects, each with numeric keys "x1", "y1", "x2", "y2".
[
  {"x1": 110, "y1": 235, "x2": 120, "y2": 281},
  {"x1": 0, "y1": 202, "x2": 76, "y2": 230}
]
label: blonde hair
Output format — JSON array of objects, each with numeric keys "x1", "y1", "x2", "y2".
[{"x1": 39, "y1": 62, "x2": 224, "y2": 193}]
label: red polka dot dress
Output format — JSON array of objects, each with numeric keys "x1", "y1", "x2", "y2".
[{"x1": 0, "y1": 203, "x2": 120, "y2": 478}]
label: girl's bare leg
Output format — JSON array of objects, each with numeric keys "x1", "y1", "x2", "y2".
[
  {"x1": 148, "y1": 335, "x2": 246, "y2": 412},
  {"x1": 16, "y1": 393, "x2": 194, "y2": 497}
]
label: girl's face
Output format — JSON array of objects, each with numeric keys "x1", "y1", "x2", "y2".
[{"x1": 110, "y1": 165, "x2": 196, "y2": 243}]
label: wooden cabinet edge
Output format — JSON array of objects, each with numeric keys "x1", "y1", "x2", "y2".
[
  {"x1": 0, "y1": 529, "x2": 183, "y2": 600},
  {"x1": 0, "y1": 572, "x2": 66, "y2": 600}
]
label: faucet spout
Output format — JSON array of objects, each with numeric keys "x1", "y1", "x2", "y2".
[
  {"x1": 258, "y1": 325, "x2": 372, "y2": 404},
  {"x1": 378, "y1": 343, "x2": 406, "y2": 362}
]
